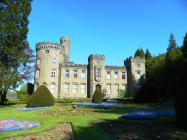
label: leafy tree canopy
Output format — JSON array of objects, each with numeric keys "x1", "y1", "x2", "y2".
[
  {"x1": 134, "y1": 48, "x2": 145, "y2": 58},
  {"x1": 0, "y1": 0, "x2": 33, "y2": 104},
  {"x1": 145, "y1": 49, "x2": 152, "y2": 60},
  {"x1": 167, "y1": 33, "x2": 177, "y2": 52}
]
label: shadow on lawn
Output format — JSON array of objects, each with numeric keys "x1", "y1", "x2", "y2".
[
  {"x1": 74, "y1": 102, "x2": 187, "y2": 140},
  {"x1": 74, "y1": 114, "x2": 187, "y2": 140},
  {"x1": 0, "y1": 102, "x2": 18, "y2": 108}
]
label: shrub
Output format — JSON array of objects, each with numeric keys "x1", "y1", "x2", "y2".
[
  {"x1": 17, "y1": 84, "x2": 31, "y2": 103},
  {"x1": 92, "y1": 90, "x2": 103, "y2": 103},
  {"x1": 27, "y1": 85, "x2": 55, "y2": 107},
  {"x1": 17, "y1": 91, "x2": 30, "y2": 103}
]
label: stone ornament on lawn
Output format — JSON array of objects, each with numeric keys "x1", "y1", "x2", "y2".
[{"x1": 0, "y1": 120, "x2": 40, "y2": 132}]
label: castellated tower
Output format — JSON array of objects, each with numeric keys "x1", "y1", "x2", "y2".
[
  {"x1": 34, "y1": 36, "x2": 70, "y2": 98},
  {"x1": 88, "y1": 54, "x2": 105, "y2": 98},
  {"x1": 60, "y1": 36, "x2": 70, "y2": 62},
  {"x1": 125, "y1": 57, "x2": 146, "y2": 97}
]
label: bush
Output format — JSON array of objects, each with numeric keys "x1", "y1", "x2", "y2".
[
  {"x1": 92, "y1": 90, "x2": 103, "y2": 103},
  {"x1": 27, "y1": 85, "x2": 55, "y2": 107},
  {"x1": 17, "y1": 91, "x2": 30, "y2": 103}
]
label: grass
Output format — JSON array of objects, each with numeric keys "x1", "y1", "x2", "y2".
[{"x1": 0, "y1": 102, "x2": 175, "y2": 140}]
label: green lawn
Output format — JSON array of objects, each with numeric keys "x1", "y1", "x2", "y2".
[{"x1": 0, "y1": 102, "x2": 174, "y2": 139}]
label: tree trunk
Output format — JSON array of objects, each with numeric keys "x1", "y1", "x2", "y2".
[{"x1": 0, "y1": 91, "x2": 7, "y2": 105}]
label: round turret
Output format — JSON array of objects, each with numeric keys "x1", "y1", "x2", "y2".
[{"x1": 34, "y1": 42, "x2": 64, "y2": 98}]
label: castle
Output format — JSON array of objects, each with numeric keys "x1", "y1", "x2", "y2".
[{"x1": 34, "y1": 36, "x2": 146, "y2": 99}]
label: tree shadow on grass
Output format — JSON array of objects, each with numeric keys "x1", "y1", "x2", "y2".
[
  {"x1": 74, "y1": 116, "x2": 187, "y2": 140},
  {"x1": 93, "y1": 117, "x2": 187, "y2": 140},
  {"x1": 74, "y1": 102, "x2": 184, "y2": 140}
]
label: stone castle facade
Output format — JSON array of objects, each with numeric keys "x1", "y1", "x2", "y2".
[{"x1": 34, "y1": 36, "x2": 146, "y2": 99}]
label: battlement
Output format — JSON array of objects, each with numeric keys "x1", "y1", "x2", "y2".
[
  {"x1": 105, "y1": 65, "x2": 126, "y2": 70},
  {"x1": 36, "y1": 42, "x2": 62, "y2": 51},
  {"x1": 60, "y1": 63, "x2": 87, "y2": 68},
  {"x1": 125, "y1": 56, "x2": 145, "y2": 64},
  {"x1": 88, "y1": 54, "x2": 105, "y2": 62},
  {"x1": 60, "y1": 36, "x2": 70, "y2": 44}
]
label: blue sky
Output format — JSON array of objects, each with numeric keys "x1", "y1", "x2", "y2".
[{"x1": 28, "y1": 0, "x2": 187, "y2": 66}]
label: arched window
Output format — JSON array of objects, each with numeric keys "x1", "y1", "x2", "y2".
[
  {"x1": 95, "y1": 69, "x2": 101, "y2": 78},
  {"x1": 51, "y1": 69, "x2": 56, "y2": 77}
]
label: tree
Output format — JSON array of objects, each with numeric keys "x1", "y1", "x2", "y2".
[
  {"x1": 181, "y1": 33, "x2": 187, "y2": 58},
  {"x1": 0, "y1": 1, "x2": 33, "y2": 104},
  {"x1": 134, "y1": 48, "x2": 145, "y2": 58},
  {"x1": 167, "y1": 33, "x2": 177, "y2": 52},
  {"x1": 166, "y1": 34, "x2": 183, "y2": 65},
  {"x1": 145, "y1": 49, "x2": 152, "y2": 60}
]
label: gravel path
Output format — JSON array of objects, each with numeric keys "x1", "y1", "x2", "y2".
[{"x1": 5, "y1": 123, "x2": 75, "y2": 140}]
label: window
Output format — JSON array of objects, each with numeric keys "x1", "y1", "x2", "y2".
[
  {"x1": 114, "y1": 85, "x2": 119, "y2": 94},
  {"x1": 96, "y1": 69, "x2": 101, "y2": 78},
  {"x1": 45, "y1": 50, "x2": 49, "y2": 53},
  {"x1": 137, "y1": 70, "x2": 141, "y2": 75},
  {"x1": 36, "y1": 70, "x2": 40, "y2": 78},
  {"x1": 106, "y1": 71, "x2": 111, "y2": 80},
  {"x1": 107, "y1": 84, "x2": 111, "y2": 94},
  {"x1": 81, "y1": 84, "x2": 86, "y2": 94},
  {"x1": 65, "y1": 70, "x2": 69, "y2": 78},
  {"x1": 37, "y1": 58, "x2": 40, "y2": 65},
  {"x1": 52, "y1": 58, "x2": 56, "y2": 64},
  {"x1": 74, "y1": 70, "x2": 78, "y2": 78},
  {"x1": 122, "y1": 72, "x2": 126, "y2": 79},
  {"x1": 137, "y1": 63, "x2": 141, "y2": 67},
  {"x1": 81, "y1": 70, "x2": 86, "y2": 78},
  {"x1": 114, "y1": 71, "x2": 118, "y2": 80},
  {"x1": 64, "y1": 83, "x2": 69, "y2": 94},
  {"x1": 136, "y1": 70, "x2": 141, "y2": 80},
  {"x1": 50, "y1": 83, "x2": 55, "y2": 94},
  {"x1": 72, "y1": 84, "x2": 78, "y2": 94},
  {"x1": 51, "y1": 69, "x2": 56, "y2": 77}
]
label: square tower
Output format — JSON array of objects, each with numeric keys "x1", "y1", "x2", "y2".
[
  {"x1": 125, "y1": 57, "x2": 146, "y2": 96},
  {"x1": 88, "y1": 54, "x2": 105, "y2": 97}
]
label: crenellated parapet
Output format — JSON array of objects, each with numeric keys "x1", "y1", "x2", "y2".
[
  {"x1": 105, "y1": 65, "x2": 126, "y2": 70},
  {"x1": 60, "y1": 63, "x2": 87, "y2": 68},
  {"x1": 36, "y1": 42, "x2": 62, "y2": 51},
  {"x1": 88, "y1": 54, "x2": 105, "y2": 62}
]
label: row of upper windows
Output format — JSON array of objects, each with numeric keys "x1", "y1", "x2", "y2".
[
  {"x1": 65, "y1": 69, "x2": 86, "y2": 78},
  {"x1": 35, "y1": 69, "x2": 86, "y2": 79},
  {"x1": 106, "y1": 71, "x2": 126, "y2": 80},
  {"x1": 35, "y1": 69, "x2": 126, "y2": 80}
]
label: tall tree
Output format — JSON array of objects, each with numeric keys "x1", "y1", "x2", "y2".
[
  {"x1": 0, "y1": 0, "x2": 33, "y2": 104},
  {"x1": 166, "y1": 34, "x2": 183, "y2": 64},
  {"x1": 167, "y1": 33, "x2": 177, "y2": 52},
  {"x1": 181, "y1": 33, "x2": 187, "y2": 58},
  {"x1": 134, "y1": 48, "x2": 145, "y2": 58},
  {"x1": 145, "y1": 49, "x2": 152, "y2": 60}
]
